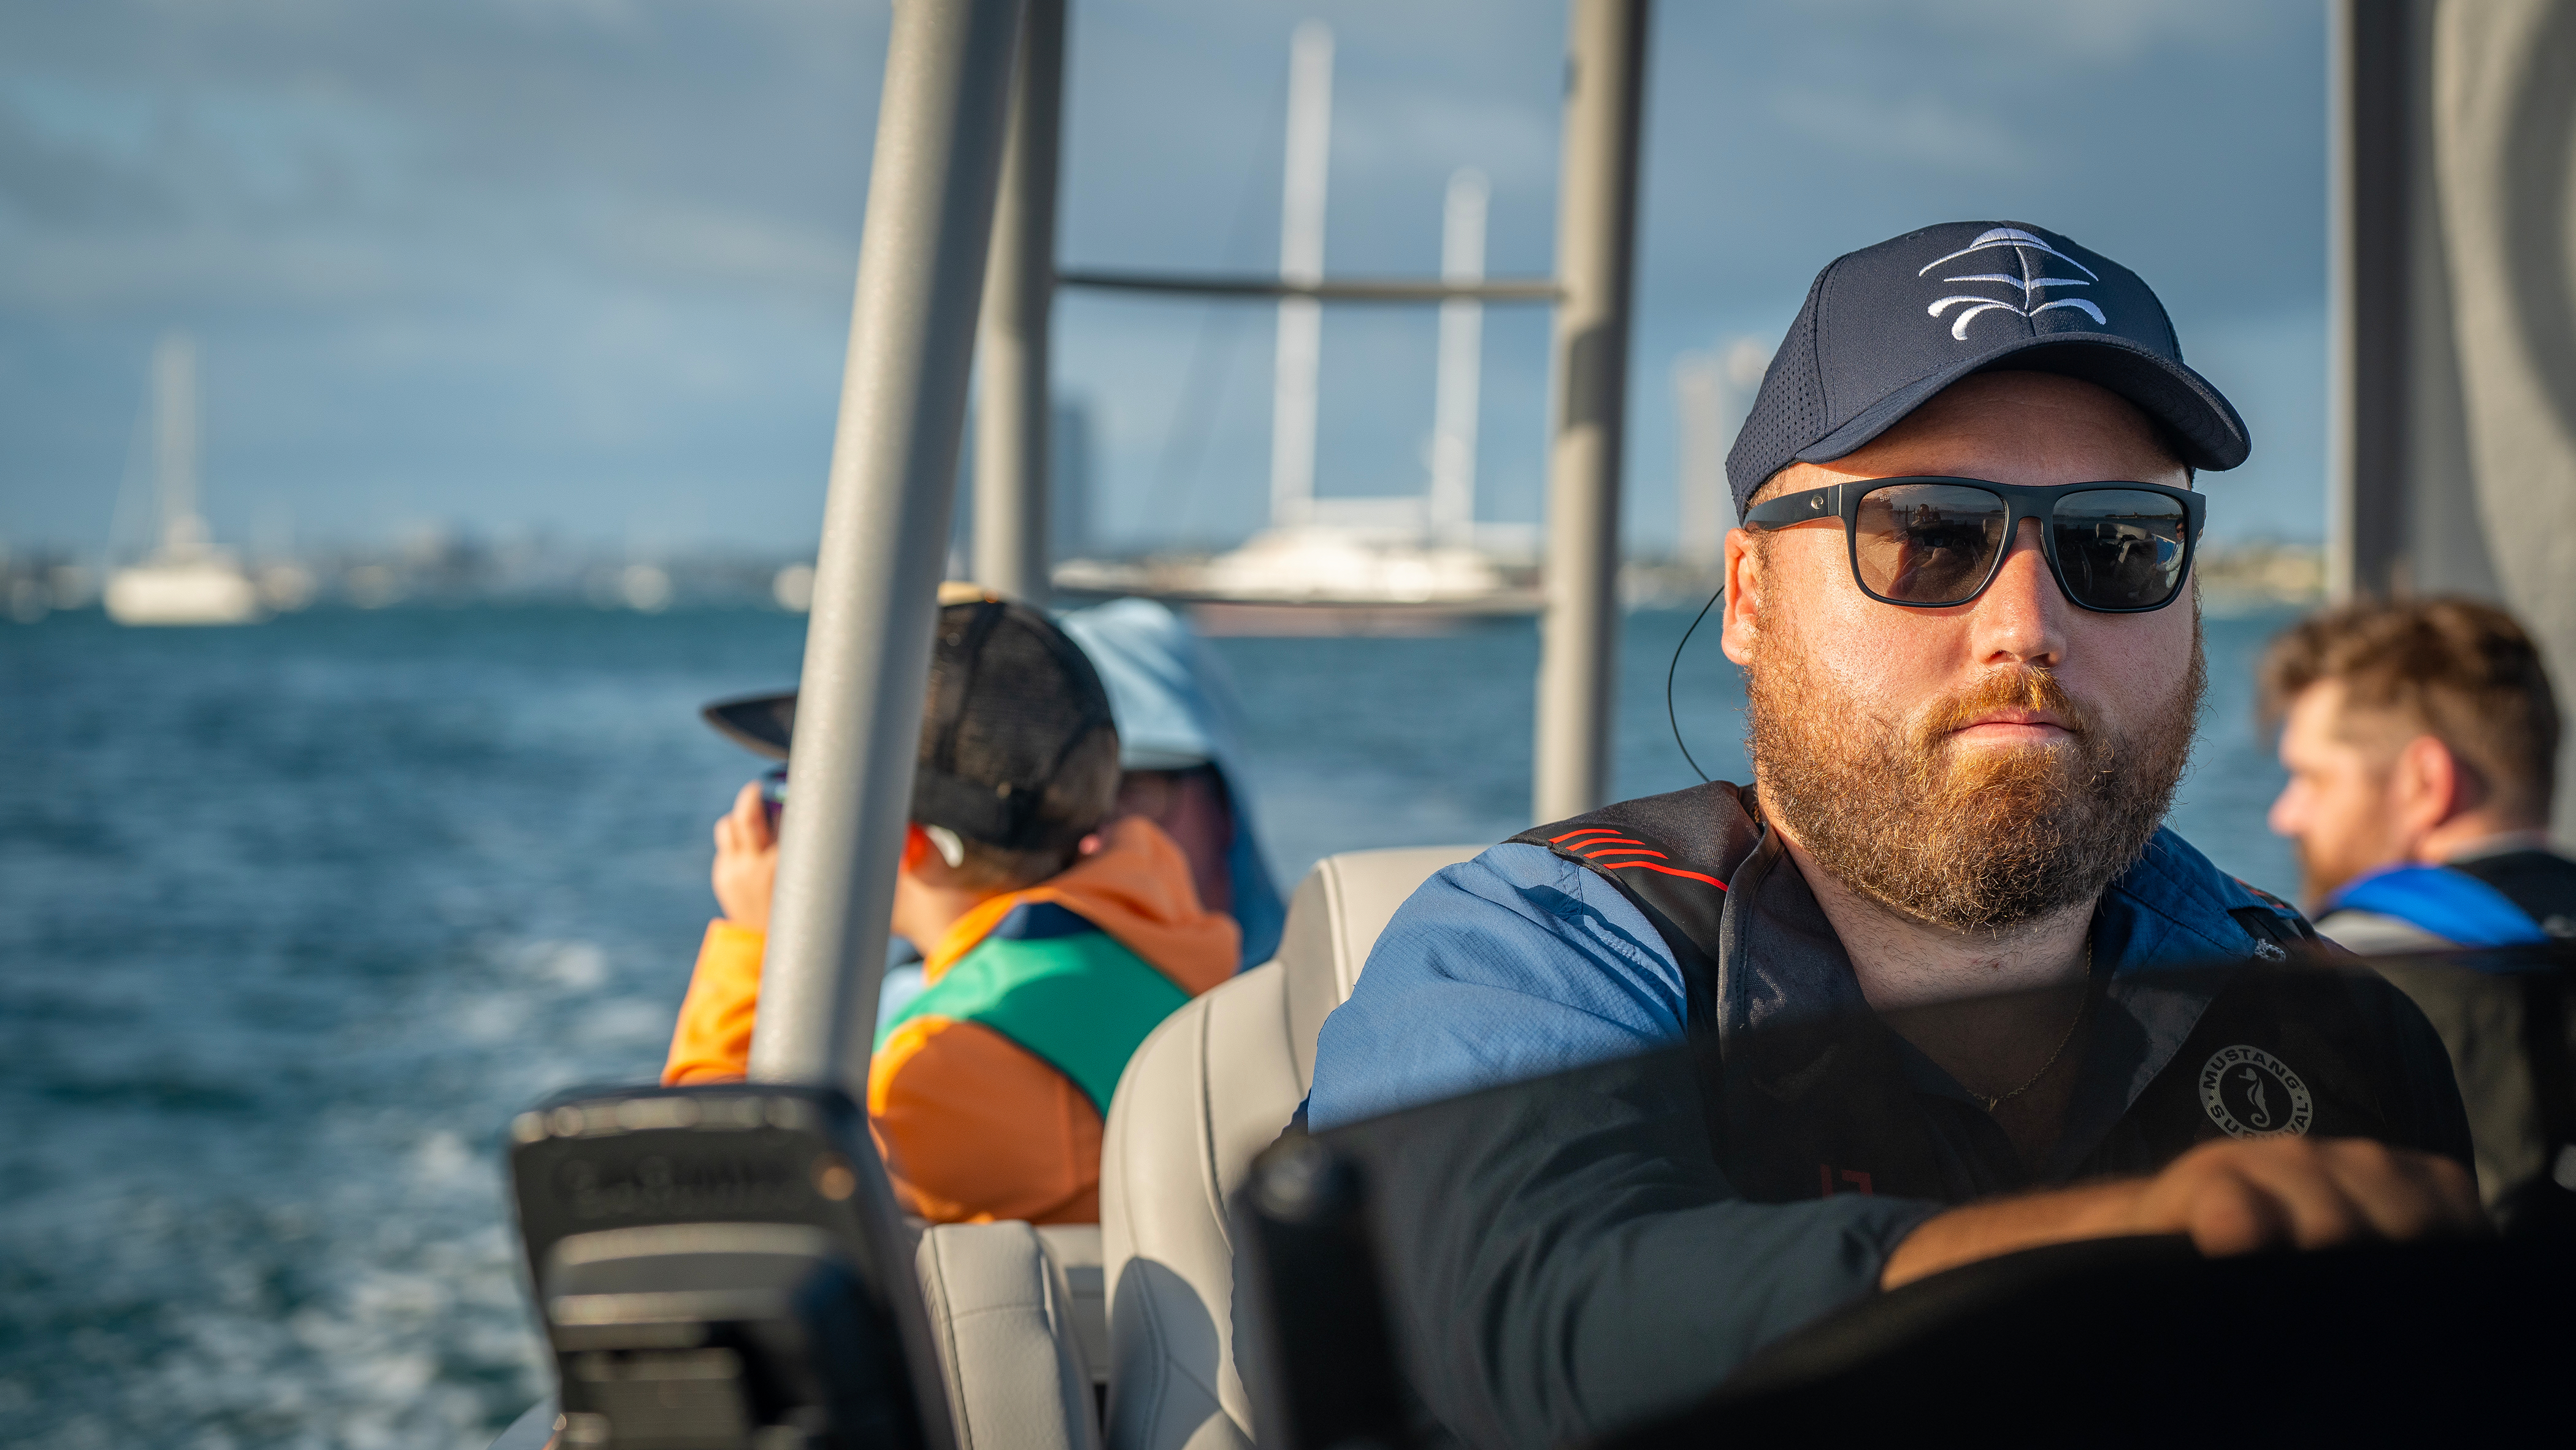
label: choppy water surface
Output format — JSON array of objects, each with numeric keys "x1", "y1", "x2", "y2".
[{"x1": 0, "y1": 603, "x2": 2301, "y2": 1447}]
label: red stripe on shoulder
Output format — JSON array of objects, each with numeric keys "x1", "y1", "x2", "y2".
[{"x1": 1612, "y1": 861, "x2": 1729, "y2": 891}]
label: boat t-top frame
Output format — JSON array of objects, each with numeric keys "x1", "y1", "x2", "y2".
[{"x1": 749, "y1": 0, "x2": 1652, "y2": 1091}]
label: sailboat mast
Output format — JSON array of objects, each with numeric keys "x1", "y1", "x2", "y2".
[
  {"x1": 153, "y1": 333, "x2": 202, "y2": 554},
  {"x1": 1429, "y1": 168, "x2": 1488, "y2": 545},
  {"x1": 1268, "y1": 21, "x2": 1332, "y2": 530}
]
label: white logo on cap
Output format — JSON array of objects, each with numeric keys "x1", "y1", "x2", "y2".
[{"x1": 1920, "y1": 226, "x2": 2107, "y2": 340}]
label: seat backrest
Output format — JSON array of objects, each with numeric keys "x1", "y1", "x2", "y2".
[
  {"x1": 919, "y1": 1221, "x2": 1102, "y2": 1450},
  {"x1": 1097, "y1": 845, "x2": 1481, "y2": 1450}
]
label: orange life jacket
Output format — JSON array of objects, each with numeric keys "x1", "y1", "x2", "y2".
[{"x1": 662, "y1": 816, "x2": 1238, "y2": 1223}]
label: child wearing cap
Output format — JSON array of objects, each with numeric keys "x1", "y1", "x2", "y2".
[{"x1": 662, "y1": 596, "x2": 1240, "y2": 1225}]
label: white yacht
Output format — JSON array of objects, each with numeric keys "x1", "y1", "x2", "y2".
[
  {"x1": 104, "y1": 333, "x2": 264, "y2": 627},
  {"x1": 1051, "y1": 26, "x2": 1540, "y2": 627}
]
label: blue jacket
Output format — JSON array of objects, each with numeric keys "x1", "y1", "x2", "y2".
[
  {"x1": 2323, "y1": 863, "x2": 2555, "y2": 951},
  {"x1": 1306, "y1": 782, "x2": 2468, "y2": 1446}
]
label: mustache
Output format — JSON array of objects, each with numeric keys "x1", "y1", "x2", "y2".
[
  {"x1": 1747, "y1": 633, "x2": 2205, "y2": 934},
  {"x1": 1912, "y1": 666, "x2": 2096, "y2": 749}
]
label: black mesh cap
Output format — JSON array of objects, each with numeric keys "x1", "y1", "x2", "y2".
[
  {"x1": 1724, "y1": 221, "x2": 2252, "y2": 518},
  {"x1": 697, "y1": 598, "x2": 1118, "y2": 853},
  {"x1": 910, "y1": 599, "x2": 1119, "y2": 853}
]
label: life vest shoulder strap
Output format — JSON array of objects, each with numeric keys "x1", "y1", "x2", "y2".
[
  {"x1": 1509, "y1": 780, "x2": 1764, "y2": 1026},
  {"x1": 2329, "y1": 865, "x2": 2553, "y2": 950}
]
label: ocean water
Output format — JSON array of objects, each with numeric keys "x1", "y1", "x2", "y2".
[{"x1": 0, "y1": 602, "x2": 2303, "y2": 1447}]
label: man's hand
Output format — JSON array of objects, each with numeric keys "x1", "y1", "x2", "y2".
[
  {"x1": 1881, "y1": 1136, "x2": 2482, "y2": 1289},
  {"x1": 712, "y1": 781, "x2": 778, "y2": 933}
]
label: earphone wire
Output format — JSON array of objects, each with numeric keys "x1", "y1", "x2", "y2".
[{"x1": 1666, "y1": 583, "x2": 1724, "y2": 784}]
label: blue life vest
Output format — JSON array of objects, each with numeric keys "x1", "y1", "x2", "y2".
[{"x1": 2326, "y1": 864, "x2": 2552, "y2": 950}]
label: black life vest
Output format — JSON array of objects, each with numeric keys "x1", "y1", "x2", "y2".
[
  {"x1": 2451, "y1": 849, "x2": 2576, "y2": 939},
  {"x1": 1509, "y1": 780, "x2": 1758, "y2": 1032},
  {"x1": 1511, "y1": 782, "x2": 2473, "y2": 1204}
]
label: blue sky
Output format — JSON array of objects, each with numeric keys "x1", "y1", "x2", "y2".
[{"x1": 1, "y1": 0, "x2": 2329, "y2": 558}]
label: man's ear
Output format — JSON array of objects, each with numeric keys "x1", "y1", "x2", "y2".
[
  {"x1": 2390, "y1": 735, "x2": 2461, "y2": 851},
  {"x1": 898, "y1": 823, "x2": 932, "y2": 875},
  {"x1": 1720, "y1": 526, "x2": 1762, "y2": 667}
]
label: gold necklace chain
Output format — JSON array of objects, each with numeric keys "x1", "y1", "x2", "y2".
[{"x1": 1977, "y1": 945, "x2": 2093, "y2": 1114}]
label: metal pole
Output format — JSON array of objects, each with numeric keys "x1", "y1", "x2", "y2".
[
  {"x1": 1054, "y1": 270, "x2": 1558, "y2": 302},
  {"x1": 2326, "y1": 0, "x2": 2412, "y2": 604},
  {"x1": 2324, "y1": 0, "x2": 2357, "y2": 604},
  {"x1": 1533, "y1": 0, "x2": 1648, "y2": 823},
  {"x1": 752, "y1": 0, "x2": 1026, "y2": 1089},
  {"x1": 973, "y1": 0, "x2": 1064, "y2": 603}
]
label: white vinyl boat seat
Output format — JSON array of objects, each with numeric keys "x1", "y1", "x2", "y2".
[
  {"x1": 1097, "y1": 845, "x2": 1483, "y2": 1450},
  {"x1": 918, "y1": 1221, "x2": 1103, "y2": 1450},
  {"x1": 1037, "y1": 1224, "x2": 1110, "y2": 1392}
]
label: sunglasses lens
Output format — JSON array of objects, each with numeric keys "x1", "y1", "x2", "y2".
[
  {"x1": 1853, "y1": 483, "x2": 2007, "y2": 604},
  {"x1": 2051, "y1": 489, "x2": 2191, "y2": 609}
]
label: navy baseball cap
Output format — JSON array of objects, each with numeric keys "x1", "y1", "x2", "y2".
[{"x1": 1724, "y1": 221, "x2": 2252, "y2": 517}]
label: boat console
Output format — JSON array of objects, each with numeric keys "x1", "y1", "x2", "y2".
[{"x1": 505, "y1": 1084, "x2": 950, "y2": 1450}]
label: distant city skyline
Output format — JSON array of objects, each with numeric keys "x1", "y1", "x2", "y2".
[{"x1": 2, "y1": 1, "x2": 2329, "y2": 558}]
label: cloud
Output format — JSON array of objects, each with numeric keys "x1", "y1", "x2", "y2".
[
  {"x1": 1768, "y1": 88, "x2": 2036, "y2": 175},
  {"x1": 0, "y1": 0, "x2": 2336, "y2": 553},
  {"x1": 0, "y1": 91, "x2": 181, "y2": 228},
  {"x1": 1797, "y1": 0, "x2": 2281, "y2": 64},
  {"x1": 1, "y1": 0, "x2": 884, "y2": 308}
]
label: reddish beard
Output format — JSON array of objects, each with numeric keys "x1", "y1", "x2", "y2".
[{"x1": 1747, "y1": 627, "x2": 2205, "y2": 933}]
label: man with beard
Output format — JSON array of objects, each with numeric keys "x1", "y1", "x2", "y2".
[
  {"x1": 2263, "y1": 596, "x2": 2574, "y2": 951},
  {"x1": 2260, "y1": 597, "x2": 2574, "y2": 1208},
  {"x1": 1301, "y1": 223, "x2": 2478, "y2": 1434}
]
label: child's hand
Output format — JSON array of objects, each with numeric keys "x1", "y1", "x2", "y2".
[{"x1": 712, "y1": 780, "x2": 778, "y2": 932}]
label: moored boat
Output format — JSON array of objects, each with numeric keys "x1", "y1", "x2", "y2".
[{"x1": 104, "y1": 334, "x2": 263, "y2": 628}]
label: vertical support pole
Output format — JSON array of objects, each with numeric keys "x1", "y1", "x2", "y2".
[
  {"x1": 2327, "y1": 0, "x2": 2410, "y2": 604},
  {"x1": 1533, "y1": 0, "x2": 1649, "y2": 823},
  {"x1": 973, "y1": 0, "x2": 1065, "y2": 603},
  {"x1": 751, "y1": 0, "x2": 1026, "y2": 1089}
]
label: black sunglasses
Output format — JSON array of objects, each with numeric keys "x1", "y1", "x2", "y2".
[{"x1": 1741, "y1": 477, "x2": 2206, "y2": 613}]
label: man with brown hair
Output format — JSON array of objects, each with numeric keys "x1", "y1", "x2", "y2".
[{"x1": 2263, "y1": 596, "x2": 2575, "y2": 950}]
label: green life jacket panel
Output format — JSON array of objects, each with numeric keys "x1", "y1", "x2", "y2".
[{"x1": 877, "y1": 908, "x2": 1190, "y2": 1113}]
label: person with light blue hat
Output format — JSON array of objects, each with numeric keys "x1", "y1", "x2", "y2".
[{"x1": 1060, "y1": 596, "x2": 1286, "y2": 969}]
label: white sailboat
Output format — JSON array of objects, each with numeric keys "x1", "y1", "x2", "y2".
[
  {"x1": 1052, "y1": 24, "x2": 1536, "y2": 629},
  {"x1": 1192, "y1": 152, "x2": 1522, "y2": 615},
  {"x1": 104, "y1": 334, "x2": 264, "y2": 627}
]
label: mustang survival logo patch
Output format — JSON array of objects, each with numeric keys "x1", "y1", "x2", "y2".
[{"x1": 2198, "y1": 1045, "x2": 2314, "y2": 1138}]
